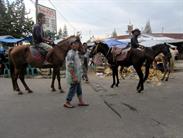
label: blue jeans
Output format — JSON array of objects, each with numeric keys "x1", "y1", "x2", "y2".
[{"x1": 66, "y1": 83, "x2": 82, "y2": 102}]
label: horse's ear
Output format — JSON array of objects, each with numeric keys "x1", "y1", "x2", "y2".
[{"x1": 164, "y1": 42, "x2": 170, "y2": 48}]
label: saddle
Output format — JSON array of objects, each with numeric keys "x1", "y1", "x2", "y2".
[
  {"x1": 29, "y1": 46, "x2": 47, "y2": 62},
  {"x1": 111, "y1": 46, "x2": 131, "y2": 61}
]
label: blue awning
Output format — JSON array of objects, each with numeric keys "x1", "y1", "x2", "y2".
[
  {"x1": 0, "y1": 38, "x2": 23, "y2": 43},
  {"x1": 0, "y1": 36, "x2": 32, "y2": 43},
  {"x1": 103, "y1": 38, "x2": 128, "y2": 48}
]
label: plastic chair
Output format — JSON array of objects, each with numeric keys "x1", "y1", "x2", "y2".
[
  {"x1": 3, "y1": 62, "x2": 10, "y2": 77},
  {"x1": 26, "y1": 64, "x2": 38, "y2": 76}
]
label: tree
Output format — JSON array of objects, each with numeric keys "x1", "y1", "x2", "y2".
[
  {"x1": 0, "y1": 0, "x2": 8, "y2": 35},
  {"x1": 45, "y1": 30, "x2": 56, "y2": 40},
  {"x1": 57, "y1": 28, "x2": 63, "y2": 39},
  {"x1": 62, "y1": 25, "x2": 68, "y2": 38},
  {"x1": 112, "y1": 28, "x2": 117, "y2": 37},
  {"x1": 0, "y1": 0, "x2": 34, "y2": 38}
]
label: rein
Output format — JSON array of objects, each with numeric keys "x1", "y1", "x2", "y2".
[{"x1": 93, "y1": 44, "x2": 99, "y2": 55}]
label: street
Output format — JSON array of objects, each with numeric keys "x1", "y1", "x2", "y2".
[{"x1": 0, "y1": 69, "x2": 183, "y2": 138}]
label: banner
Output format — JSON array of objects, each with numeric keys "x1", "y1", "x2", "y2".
[{"x1": 37, "y1": 4, "x2": 57, "y2": 33}]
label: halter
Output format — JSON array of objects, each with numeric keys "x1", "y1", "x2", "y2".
[
  {"x1": 92, "y1": 44, "x2": 99, "y2": 54},
  {"x1": 106, "y1": 47, "x2": 112, "y2": 57}
]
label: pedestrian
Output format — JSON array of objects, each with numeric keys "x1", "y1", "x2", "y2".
[
  {"x1": 130, "y1": 28, "x2": 143, "y2": 49},
  {"x1": 82, "y1": 43, "x2": 89, "y2": 82},
  {"x1": 0, "y1": 45, "x2": 5, "y2": 75},
  {"x1": 64, "y1": 41, "x2": 89, "y2": 108},
  {"x1": 32, "y1": 12, "x2": 53, "y2": 64}
]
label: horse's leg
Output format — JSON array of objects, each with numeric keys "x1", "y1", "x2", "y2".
[
  {"x1": 134, "y1": 66, "x2": 144, "y2": 93},
  {"x1": 19, "y1": 67, "x2": 33, "y2": 93},
  {"x1": 161, "y1": 59, "x2": 168, "y2": 81},
  {"x1": 161, "y1": 70, "x2": 166, "y2": 81},
  {"x1": 120, "y1": 66, "x2": 125, "y2": 79},
  {"x1": 165, "y1": 61, "x2": 171, "y2": 81},
  {"x1": 14, "y1": 69, "x2": 23, "y2": 95},
  {"x1": 116, "y1": 65, "x2": 120, "y2": 87},
  {"x1": 56, "y1": 67, "x2": 64, "y2": 93},
  {"x1": 143, "y1": 61, "x2": 151, "y2": 82},
  {"x1": 51, "y1": 68, "x2": 56, "y2": 91},
  {"x1": 9, "y1": 62, "x2": 16, "y2": 91},
  {"x1": 111, "y1": 65, "x2": 116, "y2": 88}
]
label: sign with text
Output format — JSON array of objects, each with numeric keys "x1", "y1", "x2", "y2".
[{"x1": 37, "y1": 4, "x2": 57, "y2": 33}]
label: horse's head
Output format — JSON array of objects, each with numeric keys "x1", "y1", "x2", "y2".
[
  {"x1": 161, "y1": 43, "x2": 172, "y2": 59},
  {"x1": 89, "y1": 41, "x2": 110, "y2": 58},
  {"x1": 57, "y1": 35, "x2": 82, "y2": 51},
  {"x1": 89, "y1": 41, "x2": 100, "y2": 58}
]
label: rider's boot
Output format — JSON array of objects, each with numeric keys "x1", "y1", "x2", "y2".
[{"x1": 43, "y1": 49, "x2": 52, "y2": 65}]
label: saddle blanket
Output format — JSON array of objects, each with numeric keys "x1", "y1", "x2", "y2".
[
  {"x1": 111, "y1": 46, "x2": 131, "y2": 61},
  {"x1": 29, "y1": 46, "x2": 46, "y2": 62}
]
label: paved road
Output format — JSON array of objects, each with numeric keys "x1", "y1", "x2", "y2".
[{"x1": 0, "y1": 70, "x2": 183, "y2": 138}]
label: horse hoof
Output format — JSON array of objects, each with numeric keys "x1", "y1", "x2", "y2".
[
  {"x1": 15, "y1": 88, "x2": 20, "y2": 91},
  {"x1": 111, "y1": 85, "x2": 114, "y2": 88},
  {"x1": 52, "y1": 89, "x2": 56, "y2": 92},
  {"x1": 137, "y1": 88, "x2": 144, "y2": 93},
  {"x1": 60, "y1": 90, "x2": 64, "y2": 93},
  {"x1": 18, "y1": 92, "x2": 23, "y2": 95},
  {"x1": 28, "y1": 90, "x2": 33, "y2": 93}
]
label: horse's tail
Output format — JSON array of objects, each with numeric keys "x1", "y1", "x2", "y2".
[{"x1": 8, "y1": 48, "x2": 15, "y2": 90}]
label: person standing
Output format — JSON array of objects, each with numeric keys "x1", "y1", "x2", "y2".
[
  {"x1": 64, "y1": 41, "x2": 89, "y2": 108},
  {"x1": 81, "y1": 43, "x2": 89, "y2": 82}
]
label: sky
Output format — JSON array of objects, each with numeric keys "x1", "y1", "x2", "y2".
[{"x1": 11, "y1": 0, "x2": 183, "y2": 41}]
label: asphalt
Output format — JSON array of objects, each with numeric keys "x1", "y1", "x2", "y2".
[{"x1": 0, "y1": 66, "x2": 183, "y2": 138}]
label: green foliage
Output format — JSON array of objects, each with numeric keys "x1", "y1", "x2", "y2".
[
  {"x1": 0, "y1": 0, "x2": 34, "y2": 38},
  {"x1": 55, "y1": 28, "x2": 62, "y2": 39},
  {"x1": 45, "y1": 30, "x2": 56, "y2": 40},
  {"x1": 62, "y1": 25, "x2": 68, "y2": 38},
  {"x1": 112, "y1": 28, "x2": 117, "y2": 37}
]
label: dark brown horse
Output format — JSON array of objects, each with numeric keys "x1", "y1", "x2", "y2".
[
  {"x1": 8, "y1": 35, "x2": 82, "y2": 95},
  {"x1": 89, "y1": 42, "x2": 171, "y2": 93}
]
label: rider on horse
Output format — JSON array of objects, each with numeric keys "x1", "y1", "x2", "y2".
[
  {"x1": 32, "y1": 12, "x2": 53, "y2": 64},
  {"x1": 131, "y1": 28, "x2": 144, "y2": 49}
]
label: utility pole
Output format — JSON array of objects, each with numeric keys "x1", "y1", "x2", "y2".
[{"x1": 35, "y1": 0, "x2": 38, "y2": 23}]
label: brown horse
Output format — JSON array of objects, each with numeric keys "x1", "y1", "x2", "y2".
[{"x1": 8, "y1": 35, "x2": 82, "y2": 95}]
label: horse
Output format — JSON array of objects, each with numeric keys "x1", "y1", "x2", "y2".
[
  {"x1": 89, "y1": 42, "x2": 171, "y2": 93},
  {"x1": 153, "y1": 45, "x2": 178, "y2": 81},
  {"x1": 140, "y1": 43, "x2": 172, "y2": 83},
  {"x1": 8, "y1": 35, "x2": 82, "y2": 95}
]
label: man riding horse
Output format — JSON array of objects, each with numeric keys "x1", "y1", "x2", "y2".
[{"x1": 32, "y1": 12, "x2": 53, "y2": 64}]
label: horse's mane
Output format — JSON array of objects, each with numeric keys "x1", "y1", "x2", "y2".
[
  {"x1": 151, "y1": 43, "x2": 167, "y2": 50},
  {"x1": 95, "y1": 41, "x2": 109, "y2": 48},
  {"x1": 57, "y1": 35, "x2": 78, "y2": 46}
]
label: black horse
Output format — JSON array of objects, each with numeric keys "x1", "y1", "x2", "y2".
[
  {"x1": 89, "y1": 42, "x2": 171, "y2": 93},
  {"x1": 142, "y1": 44, "x2": 172, "y2": 82}
]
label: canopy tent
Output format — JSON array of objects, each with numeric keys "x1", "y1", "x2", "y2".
[
  {"x1": 0, "y1": 36, "x2": 32, "y2": 44},
  {"x1": 102, "y1": 38, "x2": 128, "y2": 48}
]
